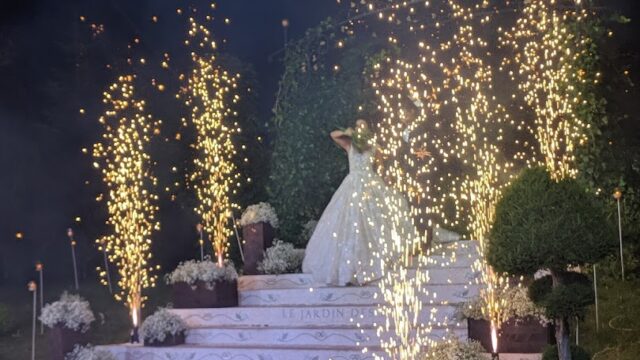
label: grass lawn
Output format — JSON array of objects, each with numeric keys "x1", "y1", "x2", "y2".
[
  {"x1": 0, "y1": 280, "x2": 170, "y2": 360},
  {"x1": 578, "y1": 277, "x2": 640, "y2": 359}
]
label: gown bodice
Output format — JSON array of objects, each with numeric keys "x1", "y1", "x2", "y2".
[{"x1": 348, "y1": 145, "x2": 374, "y2": 175}]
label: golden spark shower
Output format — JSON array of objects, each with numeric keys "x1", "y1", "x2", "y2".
[
  {"x1": 185, "y1": 5, "x2": 242, "y2": 268},
  {"x1": 93, "y1": 74, "x2": 160, "y2": 328}
]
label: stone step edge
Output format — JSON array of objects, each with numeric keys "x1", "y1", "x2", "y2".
[
  {"x1": 185, "y1": 324, "x2": 468, "y2": 331},
  {"x1": 105, "y1": 342, "x2": 385, "y2": 352}
]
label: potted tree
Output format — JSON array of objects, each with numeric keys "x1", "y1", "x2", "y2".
[
  {"x1": 239, "y1": 202, "x2": 279, "y2": 274},
  {"x1": 487, "y1": 167, "x2": 613, "y2": 360},
  {"x1": 40, "y1": 293, "x2": 94, "y2": 360},
  {"x1": 166, "y1": 258, "x2": 239, "y2": 308},
  {"x1": 140, "y1": 308, "x2": 187, "y2": 347}
]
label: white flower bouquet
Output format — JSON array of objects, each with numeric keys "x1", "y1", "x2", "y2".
[
  {"x1": 140, "y1": 308, "x2": 186, "y2": 345},
  {"x1": 458, "y1": 286, "x2": 549, "y2": 324},
  {"x1": 421, "y1": 337, "x2": 485, "y2": 360},
  {"x1": 257, "y1": 240, "x2": 305, "y2": 275},
  {"x1": 239, "y1": 202, "x2": 279, "y2": 228},
  {"x1": 165, "y1": 258, "x2": 238, "y2": 288},
  {"x1": 40, "y1": 292, "x2": 95, "y2": 333},
  {"x1": 65, "y1": 345, "x2": 116, "y2": 360}
]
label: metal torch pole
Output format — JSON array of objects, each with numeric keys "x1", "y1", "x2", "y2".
[
  {"x1": 36, "y1": 264, "x2": 44, "y2": 335},
  {"x1": 102, "y1": 244, "x2": 113, "y2": 294},
  {"x1": 29, "y1": 281, "x2": 37, "y2": 360},
  {"x1": 617, "y1": 197, "x2": 624, "y2": 281},
  {"x1": 69, "y1": 231, "x2": 79, "y2": 290}
]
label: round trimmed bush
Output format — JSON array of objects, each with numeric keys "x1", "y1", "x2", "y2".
[{"x1": 542, "y1": 345, "x2": 590, "y2": 360}]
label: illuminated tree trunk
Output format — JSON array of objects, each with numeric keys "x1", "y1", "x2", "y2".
[{"x1": 551, "y1": 271, "x2": 572, "y2": 360}]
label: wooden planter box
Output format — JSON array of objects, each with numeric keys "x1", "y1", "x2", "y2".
[
  {"x1": 144, "y1": 332, "x2": 185, "y2": 347},
  {"x1": 242, "y1": 222, "x2": 274, "y2": 275},
  {"x1": 172, "y1": 280, "x2": 238, "y2": 308},
  {"x1": 48, "y1": 326, "x2": 88, "y2": 360},
  {"x1": 468, "y1": 317, "x2": 554, "y2": 353}
]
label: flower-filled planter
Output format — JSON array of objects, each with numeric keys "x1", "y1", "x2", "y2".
[
  {"x1": 461, "y1": 286, "x2": 553, "y2": 353},
  {"x1": 239, "y1": 203, "x2": 279, "y2": 275},
  {"x1": 140, "y1": 308, "x2": 187, "y2": 347},
  {"x1": 166, "y1": 259, "x2": 239, "y2": 308},
  {"x1": 40, "y1": 293, "x2": 94, "y2": 360},
  {"x1": 468, "y1": 317, "x2": 554, "y2": 353},
  {"x1": 65, "y1": 345, "x2": 117, "y2": 360}
]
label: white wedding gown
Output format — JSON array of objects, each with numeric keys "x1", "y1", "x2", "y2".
[{"x1": 302, "y1": 145, "x2": 417, "y2": 286}]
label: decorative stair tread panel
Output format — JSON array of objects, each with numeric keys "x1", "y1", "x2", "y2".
[
  {"x1": 185, "y1": 326, "x2": 467, "y2": 347},
  {"x1": 238, "y1": 267, "x2": 482, "y2": 291},
  {"x1": 239, "y1": 283, "x2": 481, "y2": 306},
  {"x1": 100, "y1": 343, "x2": 385, "y2": 360},
  {"x1": 168, "y1": 304, "x2": 463, "y2": 328}
]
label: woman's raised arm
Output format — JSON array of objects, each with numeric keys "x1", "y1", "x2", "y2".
[{"x1": 331, "y1": 128, "x2": 352, "y2": 151}]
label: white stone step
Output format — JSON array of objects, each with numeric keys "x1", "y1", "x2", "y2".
[
  {"x1": 238, "y1": 267, "x2": 481, "y2": 291},
  {"x1": 169, "y1": 304, "x2": 462, "y2": 328},
  {"x1": 100, "y1": 344, "x2": 538, "y2": 360},
  {"x1": 100, "y1": 343, "x2": 386, "y2": 360},
  {"x1": 239, "y1": 283, "x2": 481, "y2": 306},
  {"x1": 185, "y1": 325, "x2": 467, "y2": 347}
]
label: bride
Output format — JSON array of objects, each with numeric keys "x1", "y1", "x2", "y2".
[{"x1": 302, "y1": 119, "x2": 418, "y2": 286}]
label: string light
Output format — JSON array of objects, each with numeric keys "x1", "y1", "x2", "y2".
[{"x1": 93, "y1": 74, "x2": 160, "y2": 328}]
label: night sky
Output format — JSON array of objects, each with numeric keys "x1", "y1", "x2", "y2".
[{"x1": 1, "y1": 0, "x2": 639, "y2": 284}]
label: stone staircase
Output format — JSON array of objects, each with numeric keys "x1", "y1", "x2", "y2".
[{"x1": 102, "y1": 240, "x2": 482, "y2": 360}]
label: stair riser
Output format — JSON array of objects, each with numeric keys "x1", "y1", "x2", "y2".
[
  {"x1": 238, "y1": 267, "x2": 481, "y2": 291},
  {"x1": 185, "y1": 327, "x2": 467, "y2": 347},
  {"x1": 99, "y1": 344, "x2": 385, "y2": 360},
  {"x1": 169, "y1": 305, "x2": 460, "y2": 328},
  {"x1": 239, "y1": 284, "x2": 481, "y2": 306}
]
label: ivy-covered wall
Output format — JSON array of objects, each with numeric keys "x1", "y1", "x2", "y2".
[{"x1": 267, "y1": 20, "x2": 384, "y2": 244}]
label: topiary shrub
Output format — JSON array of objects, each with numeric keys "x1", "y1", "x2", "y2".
[
  {"x1": 488, "y1": 167, "x2": 614, "y2": 360},
  {"x1": 542, "y1": 345, "x2": 590, "y2": 360}
]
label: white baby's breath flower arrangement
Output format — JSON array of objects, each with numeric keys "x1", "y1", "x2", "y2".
[
  {"x1": 458, "y1": 286, "x2": 549, "y2": 325},
  {"x1": 301, "y1": 220, "x2": 318, "y2": 243},
  {"x1": 257, "y1": 240, "x2": 305, "y2": 275},
  {"x1": 140, "y1": 308, "x2": 186, "y2": 344},
  {"x1": 40, "y1": 292, "x2": 95, "y2": 333},
  {"x1": 65, "y1": 345, "x2": 116, "y2": 360},
  {"x1": 239, "y1": 202, "x2": 279, "y2": 228},
  {"x1": 421, "y1": 337, "x2": 484, "y2": 360},
  {"x1": 165, "y1": 258, "x2": 238, "y2": 288}
]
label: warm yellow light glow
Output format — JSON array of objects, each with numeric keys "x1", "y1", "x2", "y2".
[
  {"x1": 186, "y1": 7, "x2": 242, "y2": 268},
  {"x1": 93, "y1": 74, "x2": 159, "y2": 325}
]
